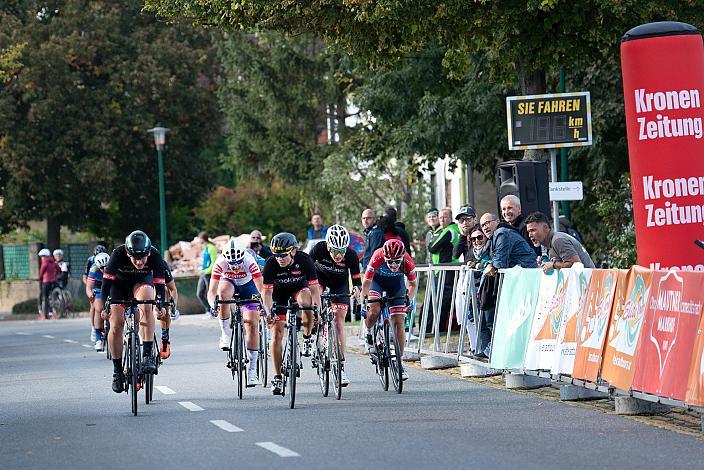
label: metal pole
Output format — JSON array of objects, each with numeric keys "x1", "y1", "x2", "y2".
[
  {"x1": 157, "y1": 147, "x2": 167, "y2": 253},
  {"x1": 559, "y1": 68, "x2": 570, "y2": 219},
  {"x1": 550, "y1": 148, "x2": 560, "y2": 230}
]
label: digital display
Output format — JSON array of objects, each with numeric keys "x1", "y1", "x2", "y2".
[{"x1": 506, "y1": 92, "x2": 592, "y2": 150}]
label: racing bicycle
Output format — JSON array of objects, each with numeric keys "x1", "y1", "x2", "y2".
[
  {"x1": 313, "y1": 293, "x2": 349, "y2": 400},
  {"x1": 365, "y1": 294, "x2": 407, "y2": 394}
]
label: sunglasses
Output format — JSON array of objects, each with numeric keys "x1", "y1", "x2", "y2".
[
  {"x1": 227, "y1": 259, "x2": 244, "y2": 265},
  {"x1": 386, "y1": 258, "x2": 403, "y2": 266},
  {"x1": 457, "y1": 217, "x2": 474, "y2": 224},
  {"x1": 273, "y1": 251, "x2": 292, "y2": 258},
  {"x1": 329, "y1": 247, "x2": 346, "y2": 256},
  {"x1": 481, "y1": 219, "x2": 498, "y2": 229},
  {"x1": 129, "y1": 254, "x2": 148, "y2": 261},
  {"x1": 471, "y1": 235, "x2": 484, "y2": 242}
]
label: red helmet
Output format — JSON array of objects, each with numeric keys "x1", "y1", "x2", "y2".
[{"x1": 383, "y1": 239, "x2": 405, "y2": 259}]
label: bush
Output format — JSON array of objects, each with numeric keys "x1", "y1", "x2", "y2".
[{"x1": 12, "y1": 298, "x2": 38, "y2": 314}]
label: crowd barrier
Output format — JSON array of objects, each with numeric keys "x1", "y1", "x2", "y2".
[{"x1": 488, "y1": 265, "x2": 704, "y2": 412}]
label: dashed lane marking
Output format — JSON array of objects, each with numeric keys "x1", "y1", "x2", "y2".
[
  {"x1": 210, "y1": 420, "x2": 243, "y2": 433},
  {"x1": 64, "y1": 339, "x2": 77, "y2": 344},
  {"x1": 156, "y1": 386, "x2": 176, "y2": 395},
  {"x1": 42, "y1": 335, "x2": 55, "y2": 339},
  {"x1": 15, "y1": 332, "x2": 30, "y2": 335},
  {"x1": 177, "y1": 401, "x2": 204, "y2": 411},
  {"x1": 256, "y1": 442, "x2": 300, "y2": 458},
  {"x1": 82, "y1": 344, "x2": 91, "y2": 348}
]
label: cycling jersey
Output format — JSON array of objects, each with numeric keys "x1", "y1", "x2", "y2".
[
  {"x1": 87, "y1": 263, "x2": 103, "y2": 286},
  {"x1": 162, "y1": 259, "x2": 174, "y2": 284},
  {"x1": 364, "y1": 248, "x2": 416, "y2": 314},
  {"x1": 309, "y1": 241, "x2": 362, "y2": 290},
  {"x1": 211, "y1": 251, "x2": 262, "y2": 286},
  {"x1": 84, "y1": 256, "x2": 94, "y2": 278},
  {"x1": 101, "y1": 245, "x2": 166, "y2": 301},
  {"x1": 262, "y1": 251, "x2": 318, "y2": 306}
]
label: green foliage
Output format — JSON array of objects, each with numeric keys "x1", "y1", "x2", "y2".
[
  {"x1": 591, "y1": 174, "x2": 637, "y2": 268},
  {"x1": 195, "y1": 181, "x2": 308, "y2": 241},
  {"x1": 0, "y1": 0, "x2": 223, "y2": 243},
  {"x1": 0, "y1": 42, "x2": 24, "y2": 83}
]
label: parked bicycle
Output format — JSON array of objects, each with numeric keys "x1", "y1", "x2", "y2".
[
  {"x1": 105, "y1": 297, "x2": 161, "y2": 416},
  {"x1": 313, "y1": 293, "x2": 349, "y2": 400},
  {"x1": 365, "y1": 294, "x2": 407, "y2": 394}
]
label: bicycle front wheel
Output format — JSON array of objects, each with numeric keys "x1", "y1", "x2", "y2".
[
  {"x1": 375, "y1": 324, "x2": 389, "y2": 391},
  {"x1": 104, "y1": 322, "x2": 111, "y2": 360},
  {"x1": 316, "y1": 325, "x2": 329, "y2": 397},
  {"x1": 288, "y1": 327, "x2": 297, "y2": 409},
  {"x1": 388, "y1": 324, "x2": 403, "y2": 394},
  {"x1": 237, "y1": 321, "x2": 245, "y2": 399},
  {"x1": 329, "y1": 323, "x2": 343, "y2": 400},
  {"x1": 259, "y1": 317, "x2": 268, "y2": 387},
  {"x1": 130, "y1": 332, "x2": 139, "y2": 416}
]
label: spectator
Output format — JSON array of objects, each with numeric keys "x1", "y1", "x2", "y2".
[
  {"x1": 38, "y1": 248, "x2": 58, "y2": 320},
  {"x1": 53, "y1": 249, "x2": 69, "y2": 289},
  {"x1": 308, "y1": 212, "x2": 328, "y2": 241},
  {"x1": 526, "y1": 211, "x2": 595, "y2": 272},
  {"x1": 474, "y1": 213, "x2": 537, "y2": 359},
  {"x1": 500, "y1": 195, "x2": 540, "y2": 255},
  {"x1": 249, "y1": 230, "x2": 272, "y2": 259},
  {"x1": 427, "y1": 207, "x2": 460, "y2": 264},
  {"x1": 378, "y1": 206, "x2": 411, "y2": 253},
  {"x1": 452, "y1": 206, "x2": 478, "y2": 263},
  {"x1": 197, "y1": 231, "x2": 218, "y2": 314},
  {"x1": 424, "y1": 208, "x2": 440, "y2": 262},
  {"x1": 455, "y1": 222, "x2": 489, "y2": 268},
  {"x1": 361, "y1": 208, "x2": 380, "y2": 270}
]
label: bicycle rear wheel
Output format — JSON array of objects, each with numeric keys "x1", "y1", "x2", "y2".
[
  {"x1": 288, "y1": 327, "x2": 297, "y2": 409},
  {"x1": 258, "y1": 317, "x2": 268, "y2": 387},
  {"x1": 388, "y1": 324, "x2": 403, "y2": 394},
  {"x1": 374, "y1": 323, "x2": 389, "y2": 391},
  {"x1": 316, "y1": 324, "x2": 329, "y2": 397},
  {"x1": 329, "y1": 323, "x2": 342, "y2": 400},
  {"x1": 130, "y1": 331, "x2": 139, "y2": 416}
]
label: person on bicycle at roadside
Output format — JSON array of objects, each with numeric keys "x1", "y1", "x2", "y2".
[
  {"x1": 207, "y1": 239, "x2": 264, "y2": 388},
  {"x1": 156, "y1": 258, "x2": 180, "y2": 360},
  {"x1": 53, "y1": 249, "x2": 70, "y2": 289},
  {"x1": 360, "y1": 239, "x2": 418, "y2": 381},
  {"x1": 100, "y1": 230, "x2": 166, "y2": 394},
  {"x1": 84, "y1": 245, "x2": 107, "y2": 341},
  {"x1": 261, "y1": 232, "x2": 321, "y2": 395},
  {"x1": 86, "y1": 252, "x2": 110, "y2": 351},
  {"x1": 309, "y1": 224, "x2": 361, "y2": 387},
  {"x1": 38, "y1": 248, "x2": 59, "y2": 320}
]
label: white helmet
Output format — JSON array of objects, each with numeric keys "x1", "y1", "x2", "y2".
[
  {"x1": 94, "y1": 252, "x2": 110, "y2": 268},
  {"x1": 325, "y1": 224, "x2": 350, "y2": 251},
  {"x1": 223, "y1": 239, "x2": 247, "y2": 264},
  {"x1": 53, "y1": 249, "x2": 63, "y2": 257},
  {"x1": 38, "y1": 248, "x2": 51, "y2": 257}
]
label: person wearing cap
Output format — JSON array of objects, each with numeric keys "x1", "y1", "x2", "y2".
[
  {"x1": 38, "y1": 248, "x2": 59, "y2": 319},
  {"x1": 427, "y1": 207, "x2": 460, "y2": 264},
  {"x1": 452, "y1": 206, "x2": 479, "y2": 262},
  {"x1": 424, "y1": 208, "x2": 440, "y2": 262}
]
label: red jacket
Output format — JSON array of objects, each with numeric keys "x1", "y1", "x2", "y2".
[{"x1": 39, "y1": 258, "x2": 59, "y2": 283}]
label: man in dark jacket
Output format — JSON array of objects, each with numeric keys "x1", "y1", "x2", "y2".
[
  {"x1": 361, "y1": 208, "x2": 380, "y2": 270},
  {"x1": 500, "y1": 195, "x2": 540, "y2": 255}
]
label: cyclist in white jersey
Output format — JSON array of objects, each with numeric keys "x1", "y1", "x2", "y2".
[{"x1": 207, "y1": 239, "x2": 264, "y2": 387}]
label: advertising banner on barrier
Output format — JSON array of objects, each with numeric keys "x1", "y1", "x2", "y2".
[
  {"x1": 552, "y1": 265, "x2": 593, "y2": 375},
  {"x1": 601, "y1": 266, "x2": 653, "y2": 391},
  {"x1": 686, "y1": 313, "x2": 704, "y2": 406},
  {"x1": 621, "y1": 22, "x2": 704, "y2": 269},
  {"x1": 631, "y1": 271, "x2": 704, "y2": 400},
  {"x1": 572, "y1": 269, "x2": 622, "y2": 383},
  {"x1": 489, "y1": 267, "x2": 542, "y2": 370},
  {"x1": 523, "y1": 269, "x2": 567, "y2": 370}
]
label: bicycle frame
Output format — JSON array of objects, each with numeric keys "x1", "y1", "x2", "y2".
[
  {"x1": 277, "y1": 300, "x2": 316, "y2": 409},
  {"x1": 365, "y1": 294, "x2": 407, "y2": 393}
]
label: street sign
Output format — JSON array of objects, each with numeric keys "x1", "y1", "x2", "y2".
[
  {"x1": 549, "y1": 181, "x2": 584, "y2": 201},
  {"x1": 506, "y1": 92, "x2": 592, "y2": 150}
]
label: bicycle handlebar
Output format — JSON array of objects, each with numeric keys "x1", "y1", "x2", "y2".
[
  {"x1": 320, "y1": 293, "x2": 352, "y2": 299},
  {"x1": 106, "y1": 297, "x2": 161, "y2": 306},
  {"x1": 365, "y1": 295, "x2": 407, "y2": 304}
]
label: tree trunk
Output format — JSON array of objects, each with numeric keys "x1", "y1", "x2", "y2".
[
  {"x1": 47, "y1": 216, "x2": 60, "y2": 250},
  {"x1": 519, "y1": 67, "x2": 548, "y2": 161}
]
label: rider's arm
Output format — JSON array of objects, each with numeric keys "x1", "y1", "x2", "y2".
[
  {"x1": 166, "y1": 280, "x2": 178, "y2": 307},
  {"x1": 360, "y1": 277, "x2": 372, "y2": 303},
  {"x1": 86, "y1": 277, "x2": 95, "y2": 299},
  {"x1": 206, "y1": 275, "x2": 219, "y2": 310},
  {"x1": 262, "y1": 288, "x2": 273, "y2": 317},
  {"x1": 404, "y1": 252, "x2": 418, "y2": 299}
]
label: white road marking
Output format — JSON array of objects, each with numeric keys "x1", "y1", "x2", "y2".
[
  {"x1": 256, "y1": 442, "x2": 300, "y2": 458},
  {"x1": 64, "y1": 339, "x2": 77, "y2": 344},
  {"x1": 210, "y1": 420, "x2": 243, "y2": 433},
  {"x1": 177, "y1": 401, "x2": 204, "y2": 411},
  {"x1": 15, "y1": 332, "x2": 30, "y2": 336},
  {"x1": 155, "y1": 386, "x2": 176, "y2": 395},
  {"x1": 42, "y1": 335, "x2": 55, "y2": 339},
  {"x1": 82, "y1": 344, "x2": 91, "y2": 348}
]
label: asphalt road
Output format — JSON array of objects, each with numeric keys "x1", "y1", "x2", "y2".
[{"x1": 2, "y1": 317, "x2": 704, "y2": 470}]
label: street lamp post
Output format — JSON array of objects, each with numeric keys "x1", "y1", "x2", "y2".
[{"x1": 147, "y1": 126, "x2": 170, "y2": 254}]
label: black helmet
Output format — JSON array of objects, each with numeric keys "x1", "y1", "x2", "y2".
[
  {"x1": 270, "y1": 232, "x2": 297, "y2": 254},
  {"x1": 125, "y1": 230, "x2": 151, "y2": 257},
  {"x1": 93, "y1": 244, "x2": 107, "y2": 256}
]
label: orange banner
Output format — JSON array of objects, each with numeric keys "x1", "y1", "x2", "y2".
[
  {"x1": 686, "y1": 308, "x2": 704, "y2": 407},
  {"x1": 600, "y1": 266, "x2": 653, "y2": 391},
  {"x1": 572, "y1": 269, "x2": 622, "y2": 382}
]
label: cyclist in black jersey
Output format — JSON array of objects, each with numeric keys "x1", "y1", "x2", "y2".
[
  {"x1": 261, "y1": 232, "x2": 321, "y2": 395},
  {"x1": 100, "y1": 231, "x2": 166, "y2": 393},
  {"x1": 309, "y1": 225, "x2": 361, "y2": 386},
  {"x1": 84, "y1": 244, "x2": 107, "y2": 342}
]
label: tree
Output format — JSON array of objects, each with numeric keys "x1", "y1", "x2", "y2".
[{"x1": 0, "y1": 0, "x2": 222, "y2": 247}]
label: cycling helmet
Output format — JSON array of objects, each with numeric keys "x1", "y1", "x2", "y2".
[
  {"x1": 223, "y1": 239, "x2": 247, "y2": 264},
  {"x1": 382, "y1": 239, "x2": 405, "y2": 259},
  {"x1": 325, "y1": 224, "x2": 349, "y2": 251},
  {"x1": 270, "y1": 232, "x2": 297, "y2": 254},
  {"x1": 38, "y1": 248, "x2": 51, "y2": 257},
  {"x1": 94, "y1": 245, "x2": 107, "y2": 256},
  {"x1": 53, "y1": 249, "x2": 63, "y2": 257},
  {"x1": 125, "y1": 230, "x2": 151, "y2": 257},
  {"x1": 94, "y1": 252, "x2": 110, "y2": 268}
]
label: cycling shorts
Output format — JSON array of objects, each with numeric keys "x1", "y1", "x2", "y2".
[
  {"x1": 370, "y1": 278, "x2": 406, "y2": 315},
  {"x1": 92, "y1": 287, "x2": 102, "y2": 300},
  {"x1": 271, "y1": 287, "x2": 311, "y2": 322},
  {"x1": 109, "y1": 274, "x2": 154, "y2": 303},
  {"x1": 221, "y1": 278, "x2": 260, "y2": 311},
  {"x1": 322, "y1": 283, "x2": 351, "y2": 310}
]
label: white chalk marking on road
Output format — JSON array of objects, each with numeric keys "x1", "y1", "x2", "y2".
[
  {"x1": 177, "y1": 401, "x2": 204, "y2": 411},
  {"x1": 156, "y1": 386, "x2": 176, "y2": 395},
  {"x1": 15, "y1": 332, "x2": 31, "y2": 335},
  {"x1": 42, "y1": 335, "x2": 55, "y2": 339},
  {"x1": 210, "y1": 420, "x2": 243, "y2": 433},
  {"x1": 64, "y1": 339, "x2": 78, "y2": 344},
  {"x1": 256, "y1": 442, "x2": 300, "y2": 458},
  {"x1": 82, "y1": 344, "x2": 91, "y2": 348}
]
